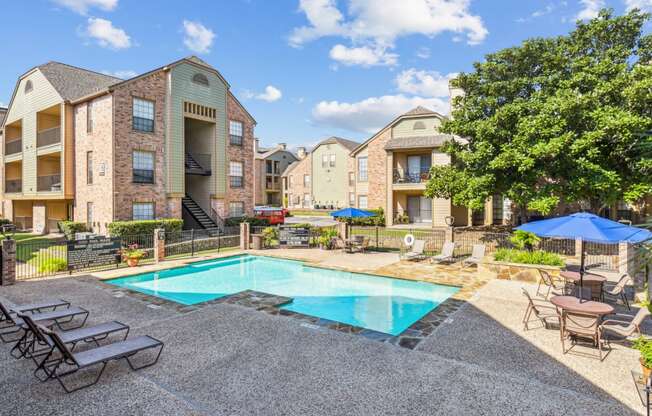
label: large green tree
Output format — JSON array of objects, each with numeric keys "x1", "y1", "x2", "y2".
[{"x1": 425, "y1": 9, "x2": 652, "y2": 221}]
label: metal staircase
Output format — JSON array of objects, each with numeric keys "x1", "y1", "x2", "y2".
[
  {"x1": 182, "y1": 195, "x2": 218, "y2": 229},
  {"x1": 185, "y1": 153, "x2": 211, "y2": 176}
]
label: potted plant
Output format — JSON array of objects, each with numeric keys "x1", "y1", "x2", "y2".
[
  {"x1": 633, "y1": 336, "x2": 652, "y2": 380},
  {"x1": 122, "y1": 243, "x2": 145, "y2": 267}
]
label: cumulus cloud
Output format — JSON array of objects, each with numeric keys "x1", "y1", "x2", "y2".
[
  {"x1": 576, "y1": 0, "x2": 604, "y2": 20},
  {"x1": 329, "y1": 44, "x2": 397, "y2": 66},
  {"x1": 290, "y1": 0, "x2": 487, "y2": 52},
  {"x1": 183, "y1": 20, "x2": 215, "y2": 54},
  {"x1": 51, "y1": 0, "x2": 117, "y2": 15},
  {"x1": 243, "y1": 86, "x2": 283, "y2": 102},
  {"x1": 624, "y1": 0, "x2": 652, "y2": 10},
  {"x1": 312, "y1": 94, "x2": 448, "y2": 133},
  {"x1": 86, "y1": 18, "x2": 131, "y2": 49},
  {"x1": 101, "y1": 69, "x2": 137, "y2": 79},
  {"x1": 416, "y1": 47, "x2": 431, "y2": 59},
  {"x1": 395, "y1": 69, "x2": 457, "y2": 98}
]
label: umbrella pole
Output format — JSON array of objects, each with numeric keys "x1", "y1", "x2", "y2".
[{"x1": 579, "y1": 239, "x2": 585, "y2": 302}]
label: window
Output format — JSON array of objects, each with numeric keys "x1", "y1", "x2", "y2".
[
  {"x1": 358, "y1": 157, "x2": 368, "y2": 182},
  {"x1": 329, "y1": 154, "x2": 336, "y2": 167},
  {"x1": 133, "y1": 151, "x2": 154, "y2": 184},
  {"x1": 133, "y1": 202, "x2": 154, "y2": 220},
  {"x1": 25, "y1": 80, "x2": 33, "y2": 94},
  {"x1": 133, "y1": 98, "x2": 154, "y2": 132},
  {"x1": 303, "y1": 194, "x2": 311, "y2": 208},
  {"x1": 321, "y1": 154, "x2": 328, "y2": 168},
  {"x1": 192, "y1": 73, "x2": 209, "y2": 86},
  {"x1": 349, "y1": 172, "x2": 355, "y2": 186},
  {"x1": 229, "y1": 121, "x2": 243, "y2": 145},
  {"x1": 349, "y1": 192, "x2": 355, "y2": 207},
  {"x1": 87, "y1": 101, "x2": 93, "y2": 134},
  {"x1": 229, "y1": 202, "x2": 245, "y2": 217},
  {"x1": 413, "y1": 121, "x2": 426, "y2": 130},
  {"x1": 86, "y1": 151, "x2": 93, "y2": 185},
  {"x1": 303, "y1": 174, "x2": 310, "y2": 186},
  {"x1": 358, "y1": 195, "x2": 368, "y2": 209},
  {"x1": 86, "y1": 202, "x2": 93, "y2": 225},
  {"x1": 229, "y1": 161, "x2": 243, "y2": 188}
]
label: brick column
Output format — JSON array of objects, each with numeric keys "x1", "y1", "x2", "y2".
[
  {"x1": 619, "y1": 241, "x2": 637, "y2": 278},
  {"x1": 1, "y1": 238, "x2": 16, "y2": 286},
  {"x1": 338, "y1": 222, "x2": 348, "y2": 240},
  {"x1": 154, "y1": 229, "x2": 165, "y2": 263},
  {"x1": 240, "y1": 222, "x2": 250, "y2": 250}
]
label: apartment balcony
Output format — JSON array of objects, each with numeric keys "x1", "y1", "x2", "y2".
[
  {"x1": 37, "y1": 126, "x2": 61, "y2": 148},
  {"x1": 37, "y1": 174, "x2": 61, "y2": 192},
  {"x1": 5, "y1": 179, "x2": 22, "y2": 193},
  {"x1": 265, "y1": 178, "x2": 281, "y2": 191},
  {"x1": 392, "y1": 168, "x2": 430, "y2": 190},
  {"x1": 5, "y1": 139, "x2": 22, "y2": 156}
]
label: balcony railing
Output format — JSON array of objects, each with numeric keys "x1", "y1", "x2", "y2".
[
  {"x1": 393, "y1": 168, "x2": 431, "y2": 184},
  {"x1": 5, "y1": 139, "x2": 22, "y2": 155},
  {"x1": 37, "y1": 126, "x2": 61, "y2": 148},
  {"x1": 37, "y1": 174, "x2": 61, "y2": 192},
  {"x1": 265, "y1": 178, "x2": 281, "y2": 190},
  {"x1": 5, "y1": 179, "x2": 22, "y2": 193}
]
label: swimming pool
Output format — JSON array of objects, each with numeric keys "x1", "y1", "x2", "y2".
[{"x1": 108, "y1": 255, "x2": 459, "y2": 335}]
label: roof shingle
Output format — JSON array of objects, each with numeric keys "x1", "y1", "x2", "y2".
[{"x1": 38, "y1": 62, "x2": 122, "y2": 101}]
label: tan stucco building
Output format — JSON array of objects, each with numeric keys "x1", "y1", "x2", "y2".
[{"x1": 254, "y1": 142, "x2": 297, "y2": 206}]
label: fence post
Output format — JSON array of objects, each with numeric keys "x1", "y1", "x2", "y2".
[
  {"x1": 619, "y1": 241, "x2": 637, "y2": 280},
  {"x1": 191, "y1": 229, "x2": 195, "y2": 257},
  {"x1": 154, "y1": 229, "x2": 165, "y2": 263},
  {"x1": 1, "y1": 238, "x2": 16, "y2": 286},
  {"x1": 240, "y1": 222, "x2": 250, "y2": 250},
  {"x1": 375, "y1": 226, "x2": 379, "y2": 249},
  {"x1": 217, "y1": 230, "x2": 221, "y2": 253}
]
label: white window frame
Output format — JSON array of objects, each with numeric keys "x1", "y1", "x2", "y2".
[
  {"x1": 132, "y1": 202, "x2": 154, "y2": 220},
  {"x1": 358, "y1": 195, "x2": 368, "y2": 209},
  {"x1": 228, "y1": 201, "x2": 245, "y2": 217},
  {"x1": 358, "y1": 157, "x2": 368, "y2": 182}
]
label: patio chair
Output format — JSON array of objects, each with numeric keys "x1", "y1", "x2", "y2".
[
  {"x1": 0, "y1": 299, "x2": 88, "y2": 343},
  {"x1": 352, "y1": 236, "x2": 369, "y2": 253},
  {"x1": 35, "y1": 324, "x2": 164, "y2": 393},
  {"x1": 0, "y1": 296, "x2": 70, "y2": 330},
  {"x1": 12, "y1": 312, "x2": 130, "y2": 364},
  {"x1": 462, "y1": 244, "x2": 485, "y2": 267},
  {"x1": 332, "y1": 237, "x2": 347, "y2": 252},
  {"x1": 431, "y1": 242, "x2": 455, "y2": 264},
  {"x1": 599, "y1": 307, "x2": 650, "y2": 341},
  {"x1": 602, "y1": 273, "x2": 632, "y2": 311},
  {"x1": 560, "y1": 310, "x2": 608, "y2": 361},
  {"x1": 536, "y1": 269, "x2": 567, "y2": 299},
  {"x1": 402, "y1": 240, "x2": 426, "y2": 261},
  {"x1": 521, "y1": 288, "x2": 559, "y2": 330}
]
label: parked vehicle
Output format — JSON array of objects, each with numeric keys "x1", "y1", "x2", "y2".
[{"x1": 254, "y1": 206, "x2": 286, "y2": 225}]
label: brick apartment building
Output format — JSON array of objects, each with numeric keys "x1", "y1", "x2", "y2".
[{"x1": 0, "y1": 57, "x2": 255, "y2": 234}]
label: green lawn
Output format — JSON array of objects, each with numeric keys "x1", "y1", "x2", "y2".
[
  {"x1": 288, "y1": 209, "x2": 331, "y2": 217},
  {"x1": 14, "y1": 232, "x2": 66, "y2": 263}
]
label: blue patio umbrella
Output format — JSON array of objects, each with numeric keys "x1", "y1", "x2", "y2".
[
  {"x1": 330, "y1": 207, "x2": 376, "y2": 219},
  {"x1": 516, "y1": 212, "x2": 652, "y2": 300}
]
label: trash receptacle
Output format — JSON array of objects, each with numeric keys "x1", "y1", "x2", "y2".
[{"x1": 251, "y1": 234, "x2": 263, "y2": 250}]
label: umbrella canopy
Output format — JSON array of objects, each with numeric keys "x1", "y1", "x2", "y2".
[
  {"x1": 515, "y1": 212, "x2": 652, "y2": 244},
  {"x1": 330, "y1": 208, "x2": 375, "y2": 218}
]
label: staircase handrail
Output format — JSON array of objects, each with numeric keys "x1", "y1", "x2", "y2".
[{"x1": 210, "y1": 207, "x2": 225, "y2": 230}]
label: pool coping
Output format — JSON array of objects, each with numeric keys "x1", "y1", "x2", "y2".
[{"x1": 96, "y1": 253, "x2": 467, "y2": 349}]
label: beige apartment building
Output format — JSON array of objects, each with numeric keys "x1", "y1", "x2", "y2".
[
  {"x1": 282, "y1": 137, "x2": 359, "y2": 209},
  {"x1": 0, "y1": 57, "x2": 255, "y2": 234},
  {"x1": 254, "y1": 142, "x2": 297, "y2": 206}
]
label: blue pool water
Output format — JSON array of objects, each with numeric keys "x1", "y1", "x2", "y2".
[{"x1": 108, "y1": 255, "x2": 459, "y2": 335}]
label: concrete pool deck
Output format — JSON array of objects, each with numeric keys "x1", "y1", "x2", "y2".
[{"x1": 0, "y1": 272, "x2": 647, "y2": 415}]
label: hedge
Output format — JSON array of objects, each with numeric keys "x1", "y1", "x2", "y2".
[
  {"x1": 107, "y1": 219, "x2": 183, "y2": 237},
  {"x1": 224, "y1": 216, "x2": 269, "y2": 227},
  {"x1": 58, "y1": 221, "x2": 89, "y2": 240},
  {"x1": 494, "y1": 248, "x2": 564, "y2": 267}
]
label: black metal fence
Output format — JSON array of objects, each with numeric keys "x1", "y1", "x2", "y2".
[
  {"x1": 164, "y1": 228, "x2": 240, "y2": 258},
  {"x1": 350, "y1": 226, "x2": 446, "y2": 256},
  {"x1": 250, "y1": 225, "x2": 337, "y2": 248}
]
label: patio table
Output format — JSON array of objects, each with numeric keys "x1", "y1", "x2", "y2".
[
  {"x1": 550, "y1": 295, "x2": 614, "y2": 316},
  {"x1": 560, "y1": 271, "x2": 607, "y2": 300}
]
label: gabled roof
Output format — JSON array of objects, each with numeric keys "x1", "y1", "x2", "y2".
[
  {"x1": 0, "y1": 107, "x2": 7, "y2": 128},
  {"x1": 282, "y1": 161, "x2": 300, "y2": 176},
  {"x1": 38, "y1": 62, "x2": 121, "y2": 101},
  {"x1": 317, "y1": 136, "x2": 360, "y2": 151},
  {"x1": 350, "y1": 106, "x2": 447, "y2": 156},
  {"x1": 255, "y1": 145, "x2": 298, "y2": 160}
]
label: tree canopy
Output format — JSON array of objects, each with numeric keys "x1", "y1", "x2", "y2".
[{"x1": 425, "y1": 9, "x2": 652, "y2": 219}]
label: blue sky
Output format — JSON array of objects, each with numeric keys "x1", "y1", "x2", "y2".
[{"x1": 1, "y1": 0, "x2": 650, "y2": 148}]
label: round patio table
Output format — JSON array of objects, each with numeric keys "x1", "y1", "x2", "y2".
[
  {"x1": 560, "y1": 270, "x2": 607, "y2": 300},
  {"x1": 550, "y1": 295, "x2": 614, "y2": 316}
]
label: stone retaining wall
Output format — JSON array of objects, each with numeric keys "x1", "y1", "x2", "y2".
[{"x1": 478, "y1": 258, "x2": 562, "y2": 283}]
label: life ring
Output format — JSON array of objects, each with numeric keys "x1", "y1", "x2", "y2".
[{"x1": 404, "y1": 234, "x2": 415, "y2": 246}]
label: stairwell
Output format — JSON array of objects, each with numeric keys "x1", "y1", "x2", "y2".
[
  {"x1": 185, "y1": 153, "x2": 211, "y2": 176},
  {"x1": 182, "y1": 195, "x2": 218, "y2": 229}
]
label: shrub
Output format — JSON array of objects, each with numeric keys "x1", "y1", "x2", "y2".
[
  {"x1": 224, "y1": 216, "x2": 269, "y2": 227},
  {"x1": 510, "y1": 230, "x2": 540, "y2": 251},
  {"x1": 633, "y1": 337, "x2": 652, "y2": 369},
  {"x1": 37, "y1": 258, "x2": 67, "y2": 273},
  {"x1": 0, "y1": 218, "x2": 11, "y2": 226},
  {"x1": 58, "y1": 221, "x2": 89, "y2": 240},
  {"x1": 261, "y1": 227, "x2": 279, "y2": 248},
  {"x1": 107, "y1": 219, "x2": 183, "y2": 237},
  {"x1": 494, "y1": 248, "x2": 564, "y2": 266}
]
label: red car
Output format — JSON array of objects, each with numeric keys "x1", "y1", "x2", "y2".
[{"x1": 254, "y1": 206, "x2": 286, "y2": 225}]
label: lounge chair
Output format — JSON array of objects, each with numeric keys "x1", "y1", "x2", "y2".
[
  {"x1": 0, "y1": 299, "x2": 88, "y2": 343},
  {"x1": 35, "y1": 324, "x2": 164, "y2": 393},
  {"x1": 602, "y1": 274, "x2": 632, "y2": 310},
  {"x1": 536, "y1": 269, "x2": 567, "y2": 299},
  {"x1": 431, "y1": 242, "x2": 455, "y2": 264},
  {"x1": 13, "y1": 312, "x2": 129, "y2": 363},
  {"x1": 352, "y1": 235, "x2": 369, "y2": 253},
  {"x1": 462, "y1": 244, "x2": 485, "y2": 267},
  {"x1": 402, "y1": 240, "x2": 426, "y2": 261},
  {"x1": 521, "y1": 288, "x2": 559, "y2": 330},
  {"x1": 599, "y1": 307, "x2": 650, "y2": 341},
  {"x1": 560, "y1": 309, "x2": 608, "y2": 361},
  {"x1": 0, "y1": 296, "x2": 69, "y2": 330}
]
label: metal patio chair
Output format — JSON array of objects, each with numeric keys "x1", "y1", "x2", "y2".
[
  {"x1": 560, "y1": 310, "x2": 608, "y2": 361},
  {"x1": 402, "y1": 240, "x2": 426, "y2": 261},
  {"x1": 602, "y1": 273, "x2": 632, "y2": 311},
  {"x1": 0, "y1": 299, "x2": 88, "y2": 343},
  {"x1": 431, "y1": 242, "x2": 455, "y2": 264},
  {"x1": 462, "y1": 244, "x2": 485, "y2": 268},
  {"x1": 536, "y1": 269, "x2": 568, "y2": 299},
  {"x1": 599, "y1": 307, "x2": 650, "y2": 342},
  {"x1": 521, "y1": 288, "x2": 559, "y2": 330}
]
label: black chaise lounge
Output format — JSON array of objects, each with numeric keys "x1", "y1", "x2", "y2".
[
  {"x1": 0, "y1": 296, "x2": 70, "y2": 329},
  {"x1": 35, "y1": 324, "x2": 164, "y2": 393},
  {"x1": 0, "y1": 298, "x2": 88, "y2": 343},
  {"x1": 12, "y1": 312, "x2": 130, "y2": 363}
]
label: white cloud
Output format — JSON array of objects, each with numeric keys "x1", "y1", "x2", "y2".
[
  {"x1": 242, "y1": 85, "x2": 283, "y2": 102},
  {"x1": 101, "y1": 69, "x2": 137, "y2": 79},
  {"x1": 395, "y1": 69, "x2": 457, "y2": 98},
  {"x1": 516, "y1": 2, "x2": 565, "y2": 23},
  {"x1": 416, "y1": 47, "x2": 431, "y2": 59},
  {"x1": 182, "y1": 20, "x2": 215, "y2": 54},
  {"x1": 576, "y1": 0, "x2": 604, "y2": 20},
  {"x1": 51, "y1": 0, "x2": 117, "y2": 15},
  {"x1": 290, "y1": 0, "x2": 488, "y2": 59},
  {"x1": 312, "y1": 94, "x2": 448, "y2": 133},
  {"x1": 624, "y1": 0, "x2": 652, "y2": 10},
  {"x1": 86, "y1": 18, "x2": 131, "y2": 49},
  {"x1": 329, "y1": 44, "x2": 397, "y2": 66}
]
